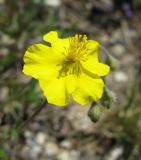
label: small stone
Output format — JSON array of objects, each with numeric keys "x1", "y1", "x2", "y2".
[
  {"x1": 24, "y1": 131, "x2": 43, "y2": 158},
  {"x1": 57, "y1": 150, "x2": 73, "y2": 160},
  {"x1": 105, "y1": 146, "x2": 123, "y2": 160},
  {"x1": 114, "y1": 71, "x2": 128, "y2": 82},
  {"x1": 100, "y1": 34, "x2": 110, "y2": 43},
  {"x1": 60, "y1": 140, "x2": 72, "y2": 149},
  {"x1": 44, "y1": 0, "x2": 61, "y2": 7},
  {"x1": 68, "y1": 104, "x2": 94, "y2": 133},
  {"x1": 44, "y1": 142, "x2": 59, "y2": 156},
  {"x1": 101, "y1": 0, "x2": 113, "y2": 11},
  {"x1": 112, "y1": 30, "x2": 122, "y2": 42},
  {"x1": 111, "y1": 44, "x2": 125, "y2": 57},
  {"x1": 36, "y1": 132, "x2": 47, "y2": 145},
  {"x1": 30, "y1": 145, "x2": 42, "y2": 159},
  {"x1": 21, "y1": 146, "x2": 30, "y2": 158},
  {"x1": 70, "y1": 150, "x2": 80, "y2": 160},
  {"x1": 24, "y1": 131, "x2": 37, "y2": 147},
  {"x1": 24, "y1": 131, "x2": 33, "y2": 138}
]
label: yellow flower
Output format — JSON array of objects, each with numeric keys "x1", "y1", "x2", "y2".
[{"x1": 23, "y1": 31, "x2": 110, "y2": 106}]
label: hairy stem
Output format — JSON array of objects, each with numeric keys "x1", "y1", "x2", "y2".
[{"x1": 19, "y1": 100, "x2": 47, "y2": 131}]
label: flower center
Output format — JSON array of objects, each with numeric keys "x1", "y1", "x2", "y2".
[
  {"x1": 58, "y1": 35, "x2": 89, "y2": 77},
  {"x1": 67, "y1": 34, "x2": 88, "y2": 62}
]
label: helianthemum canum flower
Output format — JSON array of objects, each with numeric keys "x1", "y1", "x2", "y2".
[{"x1": 23, "y1": 31, "x2": 110, "y2": 106}]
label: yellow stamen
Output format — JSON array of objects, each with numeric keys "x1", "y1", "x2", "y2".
[{"x1": 58, "y1": 34, "x2": 89, "y2": 77}]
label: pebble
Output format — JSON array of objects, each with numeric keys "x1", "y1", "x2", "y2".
[
  {"x1": 57, "y1": 150, "x2": 73, "y2": 160},
  {"x1": 30, "y1": 145, "x2": 43, "y2": 159},
  {"x1": 60, "y1": 140, "x2": 72, "y2": 149},
  {"x1": 24, "y1": 131, "x2": 33, "y2": 139},
  {"x1": 111, "y1": 44, "x2": 125, "y2": 57},
  {"x1": 44, "y1": 0, "x2": 61, "y2": 7},
  {"x1": 36, "y1": 132, "x2": 47, "y2": 145},
  {"x1": 109, "y1": 30, "x2": 123, "y2": 44},
  {"x1": 24, "y1": 131, "x2": 38, "y2": 148},
  {"x1": 101, "y1": 0, "x2": 113, "y2": 11},
  {"x1": 44, "y1": 142, "x2": 59, "y2": 156},
  {"x1": 99, "y1": 34, "x2": 110, "y2": 43},
  {"x1": 24, "y1": 131, "x2": 43, "y2": 159},
  {"x1": 68, "y1": 105, "x2": 94, "y2": 133},
  {"x1": 70, "y1": 150, "x2": 80, "y2": 160},
  {"x1": 106, "y1": 146, "x2": 123, "y2": 160},
  {"x1": 114, "y1": 71, "x2": 128, "y2": 82},
  {"x1": 21, "y1": 146, "x2": 30, "y2": 158}
]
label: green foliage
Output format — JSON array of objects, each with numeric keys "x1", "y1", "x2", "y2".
[
  {"x1": 0, "y1": 53, "x2": 16, "y2": 73},
  {"x1": 11, "y1": 128, "x2": 19, "y2": 140},
  {"x1": 0, "y1": 131, "x2": 10, "y2": 140},
  {"x1": 0, "y1": 149, "x2": 10, "y2": 160},
  {"x1": 99, "y1": 102, "x2": 141, "y2": 159}
]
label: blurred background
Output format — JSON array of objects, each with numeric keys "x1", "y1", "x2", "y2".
[{"x1": 0, "y1": 0, "x2": 141, "y2": 160}]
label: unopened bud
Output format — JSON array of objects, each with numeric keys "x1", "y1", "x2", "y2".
[{"x1": 88, "y1": 104, "x2": 101, "y2": 122}]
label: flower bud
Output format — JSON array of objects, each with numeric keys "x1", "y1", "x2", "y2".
[{"x1": 88, "y1": 104, "x2": 101, "y2": 122}]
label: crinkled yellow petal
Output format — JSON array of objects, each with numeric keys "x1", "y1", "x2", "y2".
[
  {"x1": 81, "y1": 40, "x2": 110, "y2": 76},
  {"x1": 72, "y1": 73, "x2": 104, "y2": 105},
  {"x1": 82, "y1": 60, "x2": 110, "y2": 76},
  {"x1": 39, "y1": 78, "x2": 69, "y2": 106},
  {"x1": 43, "y1": 31, "x2": 58, "y2": 43},
  {"x1": 23, "y1": 43, "x2": 64, "y2": 79},
  {"x1": 39, "y1": 75, "x2": 77, "y2": 106},
  {"x1": 86, "y1": 40, "x2": 99, "y2": 62},
  {"x1": 87, "y1": 40, "x2": 99, "y2": 52},
  {"x1": 43, "y1": 31, "x2": 69, "y2": 52}
]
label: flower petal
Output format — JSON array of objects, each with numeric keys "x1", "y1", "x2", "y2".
[
  {"x1": 39, "y1": 75, "x2": 76, "y2": 106},
  {"x1": 23, "y1": 43, "x2": 64, "y2": 79},
  {"x1": 82, "y1": 60, "x2": 110, "y2": 77},
  {"x1": 43, "y1": 31, "x2": 58, "y2": 43},
  {"x1": 72, "y1": 73, "x2": 104, "y2": 105},
  {"x1": 43, "y1": 31, "x2": 69, "y2": 51},
  {"x1": 87, "y1": 40, "x2": 99, "y2": 52},
  {"x1": 85, "y1": 40, "x2": 110, "y2": 76},
  {"x1": 86, "y1": 40, "x2": 99, "y2": 62},
  {"x1": 39, "y1": 78, "x2": 69, "y2": 106}
]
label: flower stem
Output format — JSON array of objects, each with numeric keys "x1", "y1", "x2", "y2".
[{"x1": 19, "y1": 100, "x2": 47, "y2": 132}]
